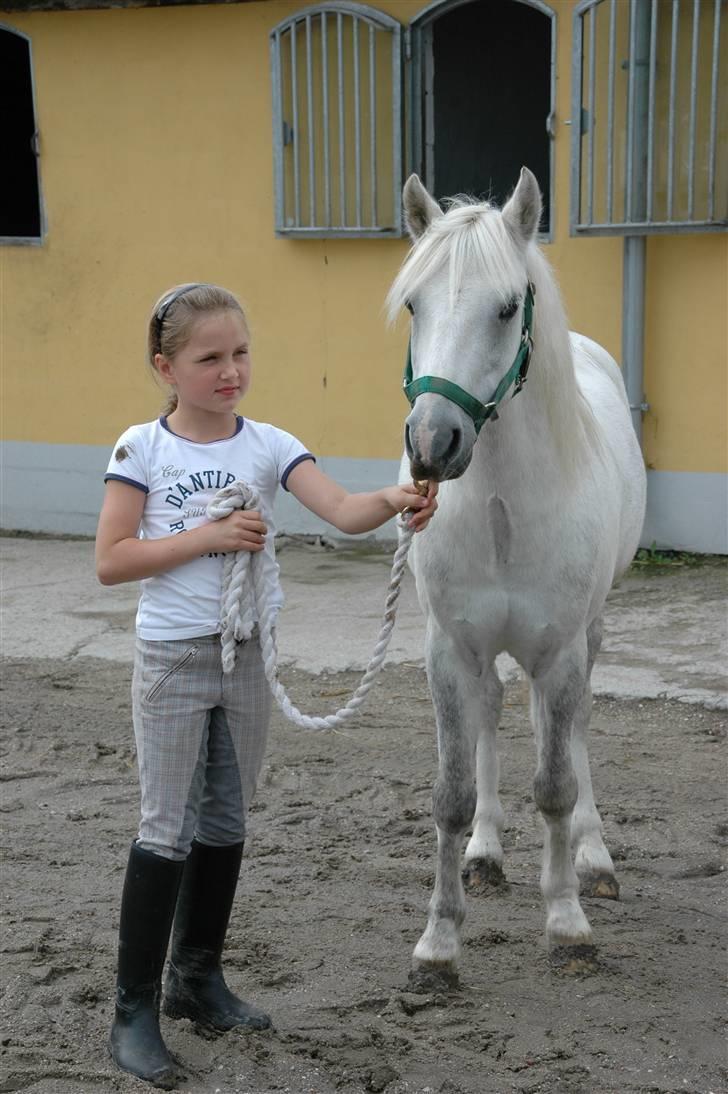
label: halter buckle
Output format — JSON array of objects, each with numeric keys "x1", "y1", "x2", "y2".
[{"x1": 513, "y1": 337, "x2": 533, "y2": 396}]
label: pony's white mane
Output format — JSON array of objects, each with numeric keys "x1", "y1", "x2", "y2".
[
  {"x1": 386, "y1": 197, "x2": 603, "y2": 474},
  {"x1": 386, "y1": 198, "x2": 524, "y2": 319}
]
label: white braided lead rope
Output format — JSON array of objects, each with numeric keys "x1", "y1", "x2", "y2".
[{"x1": 206, "y1": 481, "x2": 415, "y2": 731}]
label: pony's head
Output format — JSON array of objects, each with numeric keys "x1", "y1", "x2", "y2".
[{"x1": 387, "y1": 168, "x2": 542, "y2": 482}]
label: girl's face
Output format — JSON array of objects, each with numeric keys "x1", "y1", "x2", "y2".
[{"x1": 156, "y1": 309, "x2": 252, "y2": 414}]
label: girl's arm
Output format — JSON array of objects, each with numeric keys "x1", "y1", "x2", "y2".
[
  {"x1": 286, "y1": 460, "x2": 438, "y2": 535},
  {"x1": 95, "y1": 481, "x2": 267, "y2": 586}
]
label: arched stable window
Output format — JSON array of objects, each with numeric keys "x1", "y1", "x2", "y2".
[
  {"x1": 571, "y1": 0, "x2": 727, "y2": 235},
  {"x1": 408, "y1": 0, "x2": 556, "y2": 237},
  {"x1": 270, "y1": 2, "x2": 404, "y2": 237},
  {"x1": 0, "y1": 26, "x2": 43, "y2": 244}
]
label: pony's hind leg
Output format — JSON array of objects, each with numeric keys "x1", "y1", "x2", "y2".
[
  {"x1": 411, "y1": 628, "x2": 479, "y2": 990},
  {"x1": 463, "y1": 668, "x2": 507, "y2": 891},
  {"x1": 531, "y1": 636, "x2": 596, "y2": 968},
  {"x1": 571, "y1": 616, "x2": 619, "y2": 899}
]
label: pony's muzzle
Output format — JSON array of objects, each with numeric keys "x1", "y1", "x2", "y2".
[{"x1": 405, "y1": 401, "x2": 475, "y2": 482}]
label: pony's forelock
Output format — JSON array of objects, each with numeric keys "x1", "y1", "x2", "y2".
[{"x1": 386, "y1": 198, "x2": 526, "y2": 324}]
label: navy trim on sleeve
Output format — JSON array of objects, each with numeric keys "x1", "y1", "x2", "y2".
[
  {"x1": 281, "y1": 453, "x2": 316, "y2": 491},
  {"x1": 104, "y1": 473, "x2": 149, "y2": 494}
]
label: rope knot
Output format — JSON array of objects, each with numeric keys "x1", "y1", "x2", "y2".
[{"x1": 206, "y1": 481, "x2": 260, "y2": 521}]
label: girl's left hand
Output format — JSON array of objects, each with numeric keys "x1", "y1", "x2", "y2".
[{"x1": 385, "y1": 481, "x2": 439, "y2": 532}]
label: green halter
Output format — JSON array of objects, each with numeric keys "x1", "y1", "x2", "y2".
[{"x1": 403, "y1": 282, "x2": 536, "y2": 435}]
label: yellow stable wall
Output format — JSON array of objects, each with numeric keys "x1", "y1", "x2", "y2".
[{"x1": 1, "y1": 0, "x2": 726, "y2": 476}]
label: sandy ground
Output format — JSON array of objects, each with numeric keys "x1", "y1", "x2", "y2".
[
  {"x1": 1, "y1": 538, "x2": 726, "y2": 709},
  {"x1": 1, "y1": 542, "x2": 727, "y2": 1094}
]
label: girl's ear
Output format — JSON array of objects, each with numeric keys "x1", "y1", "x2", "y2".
[{"x1": 154, "y1": 353, "x2": 176, "y2": 385}]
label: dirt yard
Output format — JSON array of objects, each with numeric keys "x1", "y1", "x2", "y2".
[{"x1": 1, "y1": 657, "x2": 726, "y2": 1094}]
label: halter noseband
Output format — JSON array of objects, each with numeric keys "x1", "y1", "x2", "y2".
[{"x1": 403, "y1": 282, "x2": 536, "y2": 435}]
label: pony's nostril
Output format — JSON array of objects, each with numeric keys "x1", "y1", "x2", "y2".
[
  {"x1": 405, "y1": 423, "x2": 414, "y2": 459},
  {"x1": 444, "y1": 428, "x2": 461, "y2": 464}
]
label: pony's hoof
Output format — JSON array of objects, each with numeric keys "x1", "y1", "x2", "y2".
[
  {"x1": 581, "y1": 872, "x2": 620, "y2": 900},
  {"x1": 549, "y1": 944, "x2": 600, "y2": 975},
  {"x1": 407, "y1": 962, "x2": 460, "y2": 994},
  {"x1": 462, "y1": 858, "x2": 508, "y2": 893}
]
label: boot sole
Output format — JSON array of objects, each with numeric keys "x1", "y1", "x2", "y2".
[{"x1": 163, "y1": 999, "x2": 270, "y2": 1032}]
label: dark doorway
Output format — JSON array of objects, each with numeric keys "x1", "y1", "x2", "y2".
[
  {"x1": 430, "y1": 0, "x2": 552, "y2": 231},
  {"x1": 1, "y1": 28, "x2": 42, "y2": 240}
]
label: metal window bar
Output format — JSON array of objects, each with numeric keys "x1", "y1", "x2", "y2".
[
  {"x1": 667, "y1": 0, "x2": 679, "y2": 219},
  {"x1": 687, "y1": 0, "x2": 700, "y2": 220},
  {"x1": 707, "y1": 0, "x2": 721, "y2": 220},
  {"x1": 625, "y1": 0, "x2": 638, "y2": 223},
  {"x1": 353, "y1": 16, "x2": 362, "y2": 226},
  {"x1": 606, "y1": 0, "x2": 617, "y2": 222},
  {"x1": 337, "y1": 12, "x2": 346, "y2": 227},
  {"x1": 271, "y1": 29, "x2": 285, "y2": 232},
  {"x1": 392, "y1": 16, "x2": 402, "y2": 236},
  {"x1": 586, "y1": 4, "x2": 596, "y2": 224},
  {"x1": 270, "y1": 3, "x2": 403, "y2": 238},
  {"x1": 646, "y1": 0, "x2": 658, "y2": 221},
  {"x1": 322, "y1": 12, "x2": 331, "y2": 227},
  {"x1": 369, "y1": 23, "x2": 377, "y2": 226},
  {"x1": 291, "y1": 22, "x2": 301, "y2": 227},
  {"x1": 570, "y1": 6, "x2": 585, "y2": 229},
  {"x1": 571, "y1": 0, "x2": 727, "y2": 236},
  {"x1": 306, "y1": 15, "x2": 316, "y2": 226}
]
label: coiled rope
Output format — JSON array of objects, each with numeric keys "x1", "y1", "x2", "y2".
[{"x1": 206, "y1": 481, "x2": 417, "y2": 731}]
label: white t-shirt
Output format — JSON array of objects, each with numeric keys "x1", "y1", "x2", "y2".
[{"x1": 104, "y1": 415, "x2": 314, "y2": 640}]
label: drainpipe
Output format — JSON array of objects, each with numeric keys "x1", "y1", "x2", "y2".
[
  {"x1": 622, "y1": 239, "x2": 646, "y2": 443},
  {"x1": 622, "y1": 0, "x2": 651, "y2": 443}
]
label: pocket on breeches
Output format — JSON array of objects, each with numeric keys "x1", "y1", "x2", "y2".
[{"x1": 140, "y1": 642, "x2": 200, "y2": 704}]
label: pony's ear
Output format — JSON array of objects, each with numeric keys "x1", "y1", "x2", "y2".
[
  {"x1": 403, "y1": 174, "x2": 442, "y2": 240},
  {"x1": 502, "y1": 167, "x2": 542, "y2": 242}
]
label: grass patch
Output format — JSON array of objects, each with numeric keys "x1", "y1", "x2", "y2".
[
  {"x1": 631, "y1": 544, "x2": 727, "y2": 570},
  {"x1": 0, "y1": 528, "x2": 95, "y2": 542}
]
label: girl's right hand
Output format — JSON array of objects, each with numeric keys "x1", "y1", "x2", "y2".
[{"x1": 204, "y1": 510, "x2": 268, "y2": 553}]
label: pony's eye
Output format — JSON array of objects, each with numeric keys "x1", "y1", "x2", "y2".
[
  {"x1": 498, "y1": 298, "x2": 519, "y2": 321},
  {"x1": 405, "y1": 300, "x2": 414, "y2": 315}
]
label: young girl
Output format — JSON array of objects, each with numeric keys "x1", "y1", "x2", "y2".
[{"x1": 95, "y1": 283, "x2": 437, "y2": 1089}]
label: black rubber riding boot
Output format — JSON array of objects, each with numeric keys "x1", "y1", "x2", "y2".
[
  {"x1": 109, "y1": 842, "x2": 185, "y2": 1089},
  {"x1": 163, "y1": 840, "x2": 271, "y2": 1032}
]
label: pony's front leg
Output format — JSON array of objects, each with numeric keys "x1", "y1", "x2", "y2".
[
  {"x1": 412, "y1": 629, "x2": 479, "y2": 989},
  {"x1": 531, "y1": 636, "x2": 596, "y2": 967},
  {"x1": 463, "y1": 668, "x2": 507, "y2": 890}
]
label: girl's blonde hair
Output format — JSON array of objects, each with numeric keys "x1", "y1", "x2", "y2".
[{"x1": 148, "y1": 283, "x2": 247, "y2": 415}]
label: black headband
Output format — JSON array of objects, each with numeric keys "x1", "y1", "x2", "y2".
[{"x1": 155, "y1": 283, "x2": 208, "y2": 329}]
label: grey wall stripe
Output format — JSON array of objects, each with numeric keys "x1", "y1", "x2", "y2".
[
  {"x1": 0, "y1": 441, "x2": 403, "y2": 541},
  {"x1": 1, "y1": 440, "x2": 725, "y2": 552}
]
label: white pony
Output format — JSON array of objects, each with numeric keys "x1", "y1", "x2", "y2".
[{"x1": 387, "y1": 169, "x2": 646, "y2": 984}]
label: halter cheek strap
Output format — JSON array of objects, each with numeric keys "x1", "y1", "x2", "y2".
[{"x1": 403, "y1": 282, "x2": 535, "y2": 435}]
